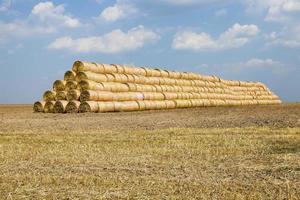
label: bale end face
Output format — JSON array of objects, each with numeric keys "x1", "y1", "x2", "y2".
[
  {"x1": 33, "y1": 101, "x2": 45, "y2": 112},
  {"x1": 72, "y1": 60, "x2": 84, "y2": 72},
  {"x1": 66, "y1": 101, "x2": 80, "y2": 113},
  {"x1": 53, "y1": 101, "x2": 68, "y2": 113}
]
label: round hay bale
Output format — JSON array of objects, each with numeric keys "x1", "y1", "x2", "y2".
[
  {"x1": 53, "y1": 100, "x2": 68, "y2": 113},
  {"x1": 76, "y1": 71, "x2": 107, "y2": 83},
  {"x1": 101, "y1": 82, "x2": 129, "y2": 92},
  {"x1": 98, "y1": 102, "x2": 115, "y2": 112},
  {"x1": 72, "y1": 61, "x2": 100, "y2": 73},
  {"x1": 105, "y1": 74, "x2": 115, "y2": 82},
  {"x1": 163, "y1": 92, "x2": 178, "y2": 100},
  {"x1": 116, "y1": 101, "x2": 139, "y2": 112},
  {"x1": 143, "y1": 101, "x2": 157, "y2": 110},
  {"x1": 155, "y1": 101, "x2": 167, "y2": 110},
  {"x1": 64, "y1": 71, "x2": 76, "y2": 81},
  {"x1": 78, "y1": 80, "x2": 104, "y2": 91},
  {"x1": 80, "y1": 90, "x2": 101, "y2": 101},
  {"x1": 174, "y1": 100, "x2": 191, "y2": 108},
  {"x1": 125, "y1": 74, "x2": 135, "y2": 83},
  {"x1": 125, "y1": 83, "x2": 138, "y2": 92},
  {"x1": 33, "y1": 101, "x2": 46, "y2": 112},
  {"x1": 65, "y1": 81, "x2": 78, "y2": 91},
  {"x1": 79, "y1": 101, "x2": 99, "y2": 113},
  {"x1": 143, "y1": 92, "x2": 165, "y2": 100},
  {"x1": 114, "y1": 92, "x2": 144, "y2": 101},
  {"x1": 165, "y1": 100, "x2": 176, "y2": 109},
  {"x1": 122, "y1": 65, "x2": 135, "y2": 74},
  {"x1": 44, "y1": 101, "x2": 56, "y2": 113},
  {"x1": 66, "y1": 89, "x2": 81, "y2": 101},
  {"x1": 112, "y1": 64, "x2": 125, "y2": 73},
  {"x1": 103, "y1": 64, "x2": 118, "y2": 73},
  {"x1": 43, "y1": 90, "x2": 56, "y2": 101},
  {"x1": 154, "y1": 85, "x2": 163, "y2": 92},
  {"x1": 155, "y1": 69, "x2": 169, "y2": 78},
  {"x1": 168, "y1": 71, "x2": 181, "y2": 79},
  {"x1": 56, "y1": 91, "x2": 67, "y2": 100},
  {"x1": 136, "y1": 101, "x2": 146, "y2": 111},
  {"x1": 112, "y1": 74, "x2": 128, "y2": 83},
  {"x1": 66, "y1": 101, "x2": 81, "y2": 113},
  {"x1": 180, "y1": 72, "x2": 190, "y2": 80},
  {"x1": 53, "y1": 80, "x2": 66, "y2": 92}
]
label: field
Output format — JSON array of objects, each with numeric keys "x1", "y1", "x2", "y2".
[{"x1": 0, "y1": 104, "x2": 300, "y2": 199}]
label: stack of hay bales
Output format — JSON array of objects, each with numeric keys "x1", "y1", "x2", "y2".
[{"x1": 33, "y1": 61, "x2": 281, "y2": 113}]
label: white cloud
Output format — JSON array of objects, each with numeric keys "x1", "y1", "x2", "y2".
[
  {"x1": 0, "y1": 0, "x2": 11, "y2": 11},
  {"x1": 265, "y1": 26, "x2": 300, "y2": 48},
  {"x1": 32, "y1": 1, "x2": 81, "y2": 28},
  {"x1": 163, "y1": 0, "x2": 221, "y2": 6},
  {"x1": 235, "y1": 58, "x2": 283, "y2": 68},
  {"x1": 245, "y1": 0, "x2": 300, "y2": 22},
  {"x1": 0, "y1": 20, "x2": 55, "y2": 45},
  {"x1": 172, "y1": 23, "x2": 260, "y2": 51},
  {"x1": 99, "y1": 1, "x2": 136, "y2": 22},
  {"x1": 48, "y1": 26, "x2": 159, "y2": 53}
]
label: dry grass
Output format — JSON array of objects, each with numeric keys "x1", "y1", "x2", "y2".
[{"x1": 0, "y1": 127, "x2": 299, "y2": 199}]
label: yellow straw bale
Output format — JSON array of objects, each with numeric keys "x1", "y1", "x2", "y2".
[
  {"x1": 66, "y1": 101, "x2": 81, "y2": 113},
  {"x1": 53, "y1": 100, "x2": 69, "y2": 113},
  {"x1": 44, "y1": 101, "x2": 56, "y2": 113},
  {"x1": 33, "y1": 101, "x2": 46, "y2": 112}
]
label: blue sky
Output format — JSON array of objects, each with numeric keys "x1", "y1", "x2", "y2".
[{"x1": 0, "y1": 0, "x2": 299, "y2": 103}]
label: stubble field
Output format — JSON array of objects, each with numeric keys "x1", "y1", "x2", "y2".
[{"x1": 0, "y1": 104, "x2": 299, "y2": 199}]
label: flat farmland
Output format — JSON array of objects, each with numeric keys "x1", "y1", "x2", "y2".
[{"x1": 0, "y1": 104, "x2": 299, "y2": 199}]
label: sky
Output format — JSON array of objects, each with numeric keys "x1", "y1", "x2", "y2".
[{"x1": 0, "y1": 0, "x2": 299, "y2": 103}]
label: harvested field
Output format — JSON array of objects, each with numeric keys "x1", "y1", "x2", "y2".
[{"x1": 0, "y1": 104, "x2": 299, "y2": 199}]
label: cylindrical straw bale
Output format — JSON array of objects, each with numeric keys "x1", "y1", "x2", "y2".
[
  {"x1": 154, "y1": 85, "x2": 163, "y2": 92},
  {"x1": 97, "y1": 102, "x2": 115, "y2": 112},
  {"x1": 78, "y1": 80, "x2": 104, "y2": 91},
  {"x1": 72, "y1": 61, "x2": 101, "y2": 73},
  {"x1": 65, "y1": 81, "x2": 78, "y2": 91},
  {"x1": 66, "y1": 101, "x2": 81, "y2": 113},
  {"x1": 44, "y1": 101, "x2": 56, "y2": 113},
  {"x1": 163, "y1": 92, "x2": 178, "y2": 100},
  {"x1": 53, "y1": 80, "x2": 66, "y2": 92},
  {"x1": 143, "y1": 101, "x2": 157, "y2": 110},
  {"x1": 112, "y1": 64, "x2": 125, "y2": 73},
  {"x1": 115, "y1": 101, "x2": 139, "y2": 112},
  {"x1": 168, "y1": 71, "x2": 181, "y2": 79},
  {"x1": 33, "y1": 101, "x2": 46, "y2": 112},
  {"x1": 165, "y1": 100, "x2": 176, "y2": 109},
  {"x1": 43, "y1": 90, "x2": 56, "y2": 101},
  {"x1": 103, "y1": 64, "x2": 118, "y2": 73},
  {"x1": 76, "y1": 71, "x2": 107, "y2": 83},
  {"x1": 136, "y1": 101, "x2": 146, "y2": 111},
  {"x1": 155, "y1": 101, "x2": 167, "y2": 110},
  {"x1": 112, "y1": 74, "x2": 128, "y2": 83},
  {"x1": 143, "y1": 92, "x2": 165, "y2": 100},
  {"x1": 125, "y1": 74, "x2": 135, "y2": 83},
  {"x1": 174, "y1": 100, "x2": 191, "y2": 108},
  {"x1": 101, "y1": 82, "x2": 129, "y2": 92},
  {"x1": 155, "y1": 69, "x2": 169, "y2": 78},
  {"x1": 125, "y1": 83, "x2": 137, "y2": 92},
  {"x1": 114, "y1": 92, "x2": 144, "y2": 101},
  {"x1": 53, "y1": 100, "x2": 68, "y2": 113},
  {"x1": 66, "y1": 89, "x2": 81, "y2": 101},
  {"x1": 105, "y1": 74, "x2": 115, "y2": 82},
  {"x1": 64, "y1": 70, "x2": 76, "y2": 81},
  {"x1": 79, "y1": 101, "x2": 99, "y2": 113},
  {"x1": 80, "y1": 90, "x2": 101, "y2": 101},
  {"x1": 56, "y1": 91, "x2": 67, "y2": 100}
]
